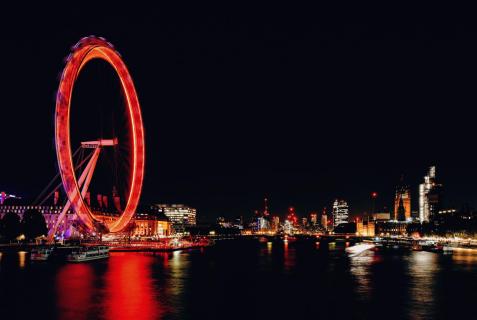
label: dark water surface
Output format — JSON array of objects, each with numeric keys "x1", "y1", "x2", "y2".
[{"x1": 1, "y1": 240, "x2": 476, "y2": 319}]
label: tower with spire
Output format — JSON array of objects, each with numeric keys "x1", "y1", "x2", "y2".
[{"x1": 394, "y1": 174, "x2": 411, "y2": 221}]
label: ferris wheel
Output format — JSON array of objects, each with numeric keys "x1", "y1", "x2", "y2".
[{"x1": 49, "y1": 36, "x2": 145, "y2": 239}]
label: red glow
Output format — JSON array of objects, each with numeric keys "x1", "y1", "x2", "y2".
[
  {"x1": 371, "y1": 192, "x2": 378, "y2": 198},
  {"x1": 103, "y1": 253, "x2": 163, "y2": 319},
  {"x1": 56, "y1": 254, "x2": 164, "y2": 319},
  {"x1": 55, "y1": 37, "x2": 145, "y2": 233},
  {"x1": 56, "y1": 263, "x2": 94, "y2": 319}
]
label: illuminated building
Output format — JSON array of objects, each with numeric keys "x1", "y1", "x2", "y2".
[
  {"x1": 217, "y1": 217, "x2": 232, "y2": 228},
  {"x1": 372, "y1": 212, "x2": 391, "y2": 221},
  {"x1": 321, "y1": 207, "x2": 328, "y2": 231},
  {"x1": 396, "y1": 197, "x2": 406, "y2": 221},
  {"x1": 284, "y1": 220, "x2": 293, "y2": 235},
  {"x1": 217, "y1": 216, "x2": 244, "y2": 230},
  {"x1": 287, "y1": 207, "x2": 298, "y2": 226},
  {"x1": 0, "y1": 204, "x2": 77, "y2": 237},
  {"x1": 310, "y1": 213, "x2": 318, "y2": 225},
  {"x1": 153, "y1": 204, "x2": 197, "y2": 226},
  {"x1": 394, "y1": 176, "x2": 411, "y2": 221},
  {"x1": 419, "y1": 166, "x2": 443, "y2": 222},
  {"x1": 321, "y1": 214, "x2": 328, "y2": 231},
  {"x1": 0, "y1": 204, "x2": 118, "y2": 239},
  {"x1": 271, "y1": 216, "x2": 280, "y2": 232},
  {"x1": 257, "y1": 216, "x2": 271, "y2": 231},
  {"x1": 438, "y1": 209, "x2": 457, "y2": 215},
  {"x1": 332, "y1": 199, "x2": 349, "y2": 228},
  {"x1": 132, "y1": 211, "x2": 171, "y2": 238},
  {"x1": 375, "y1": 221, "x2": 408, "y2": 236},
  {"x1": 356, "y1": 220, "x2": 375, "y2": 236}
]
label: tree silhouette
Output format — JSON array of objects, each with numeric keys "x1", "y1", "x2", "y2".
[
  {"x1": 0, "y1": 211, "x2": 21, "y2": 241},
  {"x1": 21, "y1": 209, "x2": 48, "y2": 241}
]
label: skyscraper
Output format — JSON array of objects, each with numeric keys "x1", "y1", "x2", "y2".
[
  {"x1": 332, "y1": 199, "x2": 349, "y2": 228},
  {"x1": 419, "y1": 166, "x2": 443, "y2": 223},
  {"x1": 394, "y1": 176, "x2": 411, "y2": 221}
]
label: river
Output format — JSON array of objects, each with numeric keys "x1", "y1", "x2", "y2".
[{"x1": 1, "y1": 239, "x2": 476, "y2": 319}]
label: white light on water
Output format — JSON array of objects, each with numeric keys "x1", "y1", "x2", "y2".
[{"x1": 346, "y1": 244, "x2": 375, "y2": 257}]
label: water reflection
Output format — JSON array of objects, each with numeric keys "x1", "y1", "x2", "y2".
[
  {"x1": 2, "y1": 241, "x2": 477, "y2": 319},
  {"x1": 452, "y1": 248, "x2": 477, "y2": 266},
  {"x1": 267, "y1": 241, "x2": 273, "y2": 255},
  {"x1": 103, "y1": 253, "x2": 163, "y2": 320},
  {"x1": 18, "y1": 251, "x2": 26, "y2": 269},
  {"x1": 407, "y1": 252, "x2": 439, "y2": 319},
  {"x1": 349, "y1": 250, "x2": 374, "y2": 301},
  {"x1": 283, "y1": 240, "x2": 296, "y2": 271},
  {"x1": 56, "y1": 263, "x2": 94, "y2": 319}
]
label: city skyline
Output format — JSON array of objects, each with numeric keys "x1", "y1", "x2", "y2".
[
  {"x1": 1, "y1": 6, "x2": 477, "y2": 320},
  {"x1": 2, "y1": 9, "x2": 477, "y2": 222}
]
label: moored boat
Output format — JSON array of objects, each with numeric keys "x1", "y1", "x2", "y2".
[
  {"x1": 66, "y1": 246, "x2": 109, "y2": 262},
  {"x1": 30, "y1": 247, "x2": 54, "y2": 261}
]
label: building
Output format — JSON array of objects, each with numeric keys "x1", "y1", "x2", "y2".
[
  {"x1": 396, "y1": 197, "x2": 406, "y2": 221},
  {"x1": 356, "y1": 220, "x2": 375, "y2": 237},
  {"x1": 287, "y1": 207, "x2": 298, "y2": 226},
  {"x1": 0, "y1": 204, "x2": 77, "y2": 237},
  {"x1": 394, "y1": 176, "x2": 411, "y2": 221},
  {"x1": 153, "y1": 204, "x2": 197, "y2": 226},
  {"x1": 271, "y1": 216, "x2": 280, "y2": 232},
  {"x1": 332, "y1": 199, "x2": 349, "y2": 228},
  {"x1": 0, "y1": 204, "x2": 117, "y2": 239},
  {"x1": 132, "y1": 211, "x2": 171, "y2": 238},
  {"x1": 1, "y1": 201, "x2": 173, "y2": 239},
  {"x1": 257, "y1": 216, "x2": 271, "y2": 231},
  {"x1": 310, "y1": 212, "x2": 318, "y2": 225},
  {"x1": 321, "y1": 214, "x2": 328, "y2": 231},
  {"x1": 320, "y1": 207, "x2": 328, "y2": 231},
  {"x1": 419, "y1": 166, "x2": 443, "y2": 223},
  {"x1": 372, "y1": 212, "x2": 391, "y2": 221},
  {"x1": 375, "y1": 221, "x2": 408, "y2": 236}
]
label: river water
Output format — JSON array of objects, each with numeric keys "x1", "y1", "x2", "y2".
[{"x1": 0, "y1": 239, "x2": 476, "y2": 319}]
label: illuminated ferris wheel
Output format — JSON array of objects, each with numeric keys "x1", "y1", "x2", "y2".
[{"x1": 50, "y1": 36, "x2": 145, "y2": 238}]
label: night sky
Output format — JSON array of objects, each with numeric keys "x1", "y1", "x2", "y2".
[{"x1": 1, "y1": 5, "x2": 477, "y2": 222}]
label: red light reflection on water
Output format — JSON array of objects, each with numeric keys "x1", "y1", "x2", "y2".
[
  {"x1": 56, "y1": 253, "x2": 164, "y2": 320},
  {"x1": 103, "y1": 253, "x2": 163, "y2": 320},
  {"x1": 56, "y1": 263, "x2": 94, "y2": 320},
  {"x1": 283, "y1": 240, "x2": 296, "y2": 271}
]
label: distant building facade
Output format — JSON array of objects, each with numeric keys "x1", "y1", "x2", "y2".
[
  {"x1": 0, "y1": 204, "x2": 117, "y2": 238},
  {"x1": 372, "y1": 212, "x2": 391, "y2": 221},
  {"x1": 356, "y1": 220, "x2": 375, "y2": 237},
  {"x1": 394, "y1": 177, "x2": 411, "y2": 221},
  {"x1": 132, "y1": 211, "x2": 171, "y2": 238},
  {"x1": 1, "y1": 203, "x2": 172, "y2": 238},
  {"x1": 375, "y1": 221, "x2": 408, "y2": 236},
  {"x1": 153, "y1": 204, "x2": 197, "y2": 226},
  {"x1": 332, "y1": 199, "x2": 349, "y2": 228},
  {"x1": 419, "y1": 166, "x2": 443, "y2": 223}
]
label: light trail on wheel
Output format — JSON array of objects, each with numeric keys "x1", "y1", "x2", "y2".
[{"x1": 55, "y1": 36, "x2": 145, "y2": 234}]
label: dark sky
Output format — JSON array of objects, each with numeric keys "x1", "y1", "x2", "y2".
[{"x1": 1, "y1": 5, "x2": 477, "y2": 222}]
